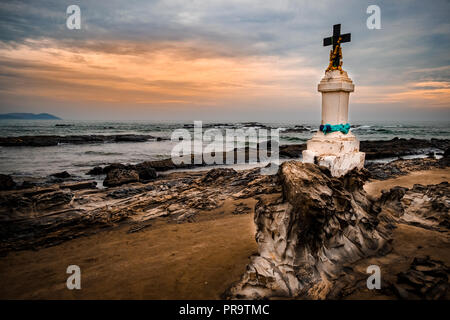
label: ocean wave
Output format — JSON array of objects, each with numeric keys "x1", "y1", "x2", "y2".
[
  {"x1": 352, "y1": 125, "x2": 372, "y2": 130},
  {"x1": 370, "y1": 128, "x2": 395, "y2": 134},
  {"x1": 282, "y1": 137, "x2": 306, "y2": 142},
  {"x1": 84, "y1": 151, "x2": 123, "y2": 156}
]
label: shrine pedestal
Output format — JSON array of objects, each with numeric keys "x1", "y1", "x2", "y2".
[{"x1": 302, "y1": 70, "x2": 365, "y2": 177}]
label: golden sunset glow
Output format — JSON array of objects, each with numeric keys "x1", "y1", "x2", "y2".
[
  {"x1": 0, "y1": 1, "x2": 448, "y2": 120},
  {"x1": 0, "y1": 39, "x2": 320, "y2": 108}
]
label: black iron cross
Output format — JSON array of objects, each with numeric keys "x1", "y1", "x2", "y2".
[
  {"x1": 323, "y1": 24, "x2": 351, "y2": 49},
  {"x1": 323, "y1": 24, "x2": 351, "y2": 71}
]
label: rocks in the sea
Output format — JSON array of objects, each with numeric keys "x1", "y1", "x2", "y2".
[
  {"x1": 0, "y1": 174, "x2": 16, "y2": 191},
  {"x1": 282, "y1": 125, "x2": 310, "y2": 133},
  {"x1": 0, "y1": 134, "x2": 155, "y2": 147},
  {"x1": 19, "y1": 181, "x2": 37, "y2": 189},
  {"x1": 102, "y1": 163, "x2": 127, "y2": 174},
  {"x1": 88, "y1": 166, "x2": 104, "y2": 175},
  {"x1": 139, "y1": 159, "x2": 178, "y2": 171},
  {"x1": 50, "y1": 171, "x2": 71, "y2": 179},
  {"x1": 85, "y1": 138, "x2": 449, "y2": 180},
  {"x1": 276, "y1": 138, "x2": 450, "y2": 161},
  {"x1": 103, "y1": 169, "x2": 140, "y2": 187},
  {"x1": 0, "y1": 135, "x2": 59, "y2": 147},
  {"x1": 114, "y1": 135, "x2": 149, "y2": 142},
  {"x1": 96, "y1": 163, "x2": 158, "y2": 186},
  {"x1": 134, "y1": 163, "x2": 157, "y2": 181},
  {"x1": 444, "y1": 147, "x2": 450, "y2": 158},
  {"x1": 287, "y1": 138, "x2": 449, "y2": 161},
  {"x1": 55, "y1": 124, "x2": 74, "y2": 127},
  {"x1": 360, "y1": 138, "x2": 450, "y2": 160},
  {"x1": 226, "y1": 161, "x2": 393, "y2": 299},
  {"x1": 89, "y1": 162, "x2": 158, "y2": 182},
  {"x1": 279, "y1": 144, "x2": 305, "y2": 158}
]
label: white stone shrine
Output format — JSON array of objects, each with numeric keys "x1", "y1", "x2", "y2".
[{"x1": 302, "y1": 24, "x2": 365, "y2": 177}]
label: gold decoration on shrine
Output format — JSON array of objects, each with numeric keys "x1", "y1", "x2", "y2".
[{"x1": 326, "y1": 36, "x2": 343, "y2": 72}]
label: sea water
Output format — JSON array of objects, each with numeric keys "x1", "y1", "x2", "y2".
[{"x1": 0, "y1": 120, "x2": 449, "y2": 182}]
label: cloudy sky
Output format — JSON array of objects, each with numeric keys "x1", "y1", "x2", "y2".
[{"x1": 0, "y1": 0, "x2": 448, "y2": 121}]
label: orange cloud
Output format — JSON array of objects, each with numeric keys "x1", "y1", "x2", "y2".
[
  {"x1": 1, "y1": 39, "x2": 448, "y2": 116},
  {"x1": 352, "y1": 81, "x2": 450, "y2": 108},
  {"x1": 0, "y1": 39, "x2": 319, "y2": 109}
]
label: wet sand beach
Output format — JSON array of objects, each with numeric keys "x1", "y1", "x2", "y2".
[{"x1": 1, "y1": 166, "x2": 448, "y2": 299}]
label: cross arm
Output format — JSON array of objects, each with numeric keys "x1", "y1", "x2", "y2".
[
  {"x1": 340, "y1": 33, "x2": 351, "y2": 43},
  {"x1": 323, "y1": 37, "x2": 332, "y2": 46}
]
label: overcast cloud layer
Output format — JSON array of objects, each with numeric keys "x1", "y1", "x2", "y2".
[{"x1": 0, "y1": 0, "x2": 448, "y2": 121}]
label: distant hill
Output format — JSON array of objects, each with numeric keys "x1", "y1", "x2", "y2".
[{"x1": 0, "y1": 113, "x2": 61, "y2": 120}]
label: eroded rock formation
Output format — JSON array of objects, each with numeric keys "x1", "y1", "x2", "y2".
[
  {"x1": 378, "y1": 181, "x2": 450, "y2": 231},
  {"x1": 103, "y1": 169, "x2": 140, "y2": 187},
  {"x1": 0, "y1": 134, "x2": 159, "y2": 147},
  {"x1": 0, "y1": 174, "x2": 16, "y2": 191},
  {"x1": 1, "y1": 157, "x2": 448, "y2": 298},
  {"x1": 226, "y1": 161, "x2": 393, "y2": 299},
  {"x1": 0, "y1": 167, "x2": 279, "y2": 254}
]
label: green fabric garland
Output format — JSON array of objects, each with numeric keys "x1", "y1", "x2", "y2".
[{"x1": 320, "y1": 123, "x2": 351, "y2": 135}]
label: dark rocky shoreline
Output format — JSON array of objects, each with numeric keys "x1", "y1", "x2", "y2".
[
  {"x1": 0, "y1": 138, "x2": 448, "y2": 191},
  {"x1": 1, "y1": 135, "x2": 448, "y2": 160},
  {"x1": 0, "y1": 134, "x2": 166, "y2": 147},
  {"x1": 0, "y1": 156, "x2": 448, "y2": 299},
  {"x1": 83, "y1": 138, "x2": 448, "y2": 187},
  {"x1": 0, "y1": 155, "x2": 448, "y2": 254},
  {"x1": 278, "y1": 138, "x2": 450, "y2": 160}
]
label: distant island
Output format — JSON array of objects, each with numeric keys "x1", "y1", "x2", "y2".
[{"x1": 0, "y1": 113, "x2": 61, "y2": 120}]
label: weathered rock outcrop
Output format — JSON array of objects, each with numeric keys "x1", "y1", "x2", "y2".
[
  {"x1": 0, "y1": 187, "x2": 74, "y2": 221},
  {"x1": 62, "y1": 181, "x2": 97, "y2": 191},
  {"x1": 444, "y1": 147, "x2": 450, "y2": 158},
  {"x1": 0, "y1": 165, "x2": 279, "y2": 254},
  {"x1": 103, "y1": 169, "x2": 140, "y2": 187},
  {"x1": 278, "y1": 138, "x2": 450, "y2": 160},
  {"x1": 1, "y1": 156, "x2": 449, "y2": 300},
  {"x1": 365, "y1": 157, "x2": 450, "y2": 180},
  {"x1": 392, "y1": 257, "x2": 449, "y2": 300},
  {"x1": 50, "y1": 171, "x2": 71, "y2": 179},
  {"x1": 0, "y1": 134, "x2": 158, "y2": 147},
  {"x1": 134, "y1": 163, "x2": 157, "y2": 181},
  {"x1": 85, "y1": 139, "x2": 450, "y2": 180},
  {"x1": 226, "y1": 161, "x2": 393, "y2": 299},
  {"x1": 360, "y1": 138, "x2": 450, "y2": 160},
  {"x1": 378, "y1": 182, "x2": 449, "y2": 230},
  {"x1": 0, "y1": 174, "x2": 16, "y2": 191}
]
